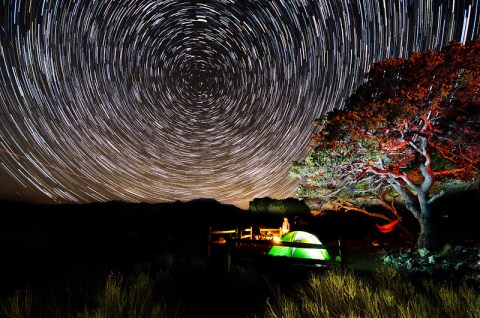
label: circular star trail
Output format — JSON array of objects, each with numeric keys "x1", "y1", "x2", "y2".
[{"x1": 1, "y1": 0, "x2": 479, "y2": 209}]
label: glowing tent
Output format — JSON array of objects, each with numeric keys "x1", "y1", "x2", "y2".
[{"x1": 268, "y1": 231, "x2": 330, "y2": 260}]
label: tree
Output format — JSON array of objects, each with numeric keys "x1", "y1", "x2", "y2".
[
  {"x1": 291, "y1": 40, "x2": 480, "y2": 249},
  {"x1": 249, "y1": 197, "x2": 310, "y2": 216}
]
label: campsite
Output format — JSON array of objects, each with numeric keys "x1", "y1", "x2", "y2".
[{"x1": 0, "y1": 194, "x2": 479, "y2": 318}]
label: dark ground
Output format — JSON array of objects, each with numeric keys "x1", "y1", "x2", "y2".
[{"x1": 0, "y1": 191, "x2": 478, "y2": 317}]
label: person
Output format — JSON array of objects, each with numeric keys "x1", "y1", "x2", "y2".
[{"x1": 282, "y1": 217, "x2": 290, "y2": 235}]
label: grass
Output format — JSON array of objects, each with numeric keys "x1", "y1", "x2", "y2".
[
  {"x1": 1, "y1": 241, "x2": 479, "y2": 318},
  {"x1": 254, "y1": 266, "x2": 480, "y2": 318},
  {"x1": 1, "y1": 262, "x2": 479, "y2": 318},
  {"x1": 0, "y1": 271, "x2": 183, "y2": 318},
  {"x1": 1, "y1": 289, "x2": 32, "y2": 318}
]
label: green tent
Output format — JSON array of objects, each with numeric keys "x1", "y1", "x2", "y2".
[{"x1": 268, "y1": 231, "x2": 330, "y2": 260}]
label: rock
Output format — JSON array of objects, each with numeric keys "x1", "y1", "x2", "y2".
[
  {"x1": 418, "y1": 248, "x2": 430, "y2": 257},
  {"x1": 405, "y1": 259, "x2": 414, "y2": 270}
]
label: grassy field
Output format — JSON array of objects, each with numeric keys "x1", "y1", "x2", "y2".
[
  {"x1": 1, "y1": 198, "x2": 478, "y2": 317},
  {"x1": 1, "y1": 244, "x2": 479, "y2": 318},
  {"x1": 255, "y1": 266, "x2": 480, "y2": 318}
]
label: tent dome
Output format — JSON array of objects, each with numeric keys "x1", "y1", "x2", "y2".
[{"x1": 268, "y1": 230, "x2": 330, "y2": 260}]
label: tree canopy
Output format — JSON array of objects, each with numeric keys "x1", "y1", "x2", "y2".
[
  {"x1": 291, "y1": 40, "x2": 480, "y2": 249},
  {"x1": 248, "y1": 197, "x2": 310, "y2": 216}
]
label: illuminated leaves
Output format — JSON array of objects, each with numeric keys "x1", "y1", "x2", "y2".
[{"x1": 292, "y1": 40, "x2": 480, "y2": 239}]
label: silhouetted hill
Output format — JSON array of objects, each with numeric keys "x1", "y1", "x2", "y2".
[
  {"x1": 0, "y1": 198, "x2": 256, "y2": 292},
  {"x1": 0, "y1": 198, "x2": 253, "y2": 248},
  {"x1": 0, "y1": 197, "x2": 246, "y2": 221}
]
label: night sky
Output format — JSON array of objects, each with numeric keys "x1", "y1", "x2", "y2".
[{"x1": 1, "y1": 1, "x2": 479, "y2": 210}]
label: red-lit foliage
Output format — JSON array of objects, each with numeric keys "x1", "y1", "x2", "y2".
[{"x1": 292, "y1": 40, "x2": 480, "y2": 249}]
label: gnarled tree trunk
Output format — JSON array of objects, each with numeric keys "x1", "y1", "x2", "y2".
[{"x1": 417, "y1": 199, "x2": 439, "y2": 249}]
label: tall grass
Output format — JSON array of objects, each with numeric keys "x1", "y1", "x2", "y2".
[
  {"x1": 0, "y1": 272, "x2": 183, "y2": 318},
  {"x1": 0, "y1": 289, "x2": 32, "y2": 318},
  {"x1": 256, "y1": 266, "x2": 480, "y2": 318},
  {"x1": 2, "y1": 263, "x2": 479, "y2": 318},
  {"x1": 77, "y1": 271, "x2": 184, "y2": 318}
]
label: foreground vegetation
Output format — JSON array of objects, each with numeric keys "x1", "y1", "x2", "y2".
[
  {"x1": 1, "y1": 261, "x2": 479, "y2": 318},
  {"x1": 1, "y1": 272, "x2": 184, "y2": 318},
  {"x1": 256, "y1": 266, "x2": 479, "y2": 318}
]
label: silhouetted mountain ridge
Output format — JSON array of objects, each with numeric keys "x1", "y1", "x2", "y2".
[{"x1": 0, "y1": 198, "x2": 253, "y2": 280}]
